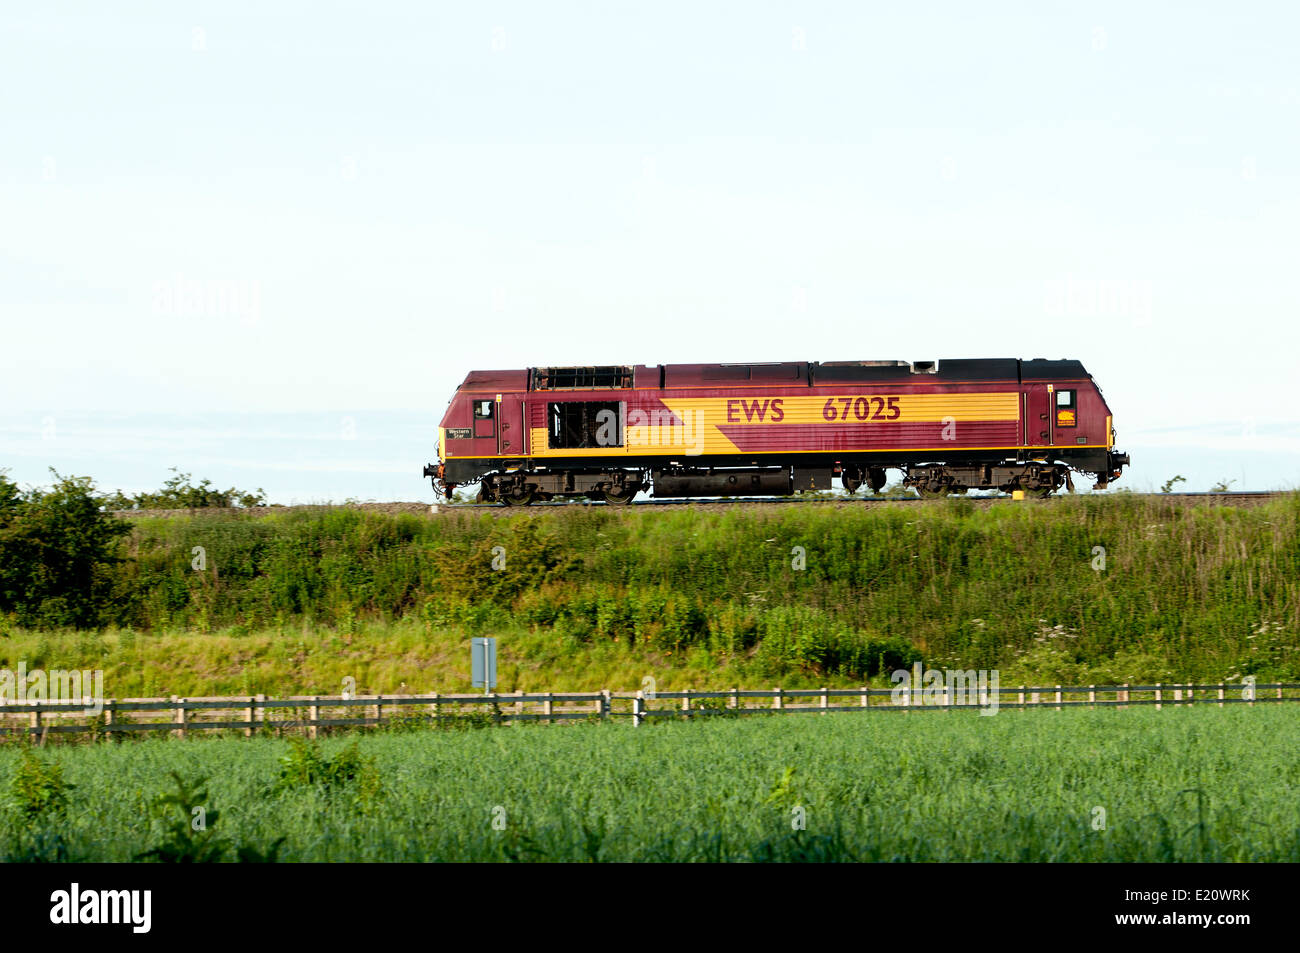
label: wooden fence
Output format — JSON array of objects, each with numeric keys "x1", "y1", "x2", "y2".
[{"x1": 1, "y1": 682, "x2": 1297, "y2": 740}]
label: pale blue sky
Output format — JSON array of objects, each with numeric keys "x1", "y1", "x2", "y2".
[{"x1": 2, "y1": 2, "x2": 1297, "y2": 499}]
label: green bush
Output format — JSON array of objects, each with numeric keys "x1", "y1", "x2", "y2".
[
  {"x1": 9, "y1": 747, "x2": 73, "y2": 823},
  {"x1": 134, "y1": 770, "x2": 284, "y2": 863},
  {"x1": 0, "y1": 470, "x2": 130, "y2": 628},
  {"x1": 273, "y1": 737, "x2": 382, "y2": 804},
  {"x1": 135, "y1": 772, "x2": 230, "y2": 863},
  {"x1": 101, "y1": 468, "x2": 267, "y2": 510}
]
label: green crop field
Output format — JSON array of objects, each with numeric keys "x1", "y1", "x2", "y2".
[{"x1": 4, "y1": 705, "x2": 1297, "y2": 862}]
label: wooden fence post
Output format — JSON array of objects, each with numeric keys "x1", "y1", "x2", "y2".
[{"x1": 10, "y1": 681, "x2": 1300, "y2": 741}]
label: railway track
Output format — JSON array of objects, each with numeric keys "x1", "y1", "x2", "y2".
[
  {"x1": 110, "y1": 490, "x2": 1292, "y2": 519},
  {"x1": 436, "y1": 490, "x2": 1289, "y2": 511}
]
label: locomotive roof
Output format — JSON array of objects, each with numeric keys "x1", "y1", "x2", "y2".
[{"x1": 458, "y1": 359, "x2": 1090, "y2": 392}]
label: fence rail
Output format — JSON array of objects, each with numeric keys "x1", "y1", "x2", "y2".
[{"x1": 2, "y1": 682, "x2": 1297, "y2": 740}]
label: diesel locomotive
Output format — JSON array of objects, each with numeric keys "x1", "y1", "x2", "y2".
[{"x1": 422, "y1": 359, "x2": 1130, "y2": 504}]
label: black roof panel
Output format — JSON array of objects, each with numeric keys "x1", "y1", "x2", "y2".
[{"x1": 1020, "y1": 359, "x2": 1090, "y2": 381}]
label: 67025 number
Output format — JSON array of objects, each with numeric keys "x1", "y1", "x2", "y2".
[{"x1": 822, "y1": 396, "x2": 900, "y2": 422}]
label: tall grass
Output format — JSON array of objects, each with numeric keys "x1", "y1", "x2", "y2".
[{"x1": 2, "y1": 706, "x2": 1297, "y2": 861}]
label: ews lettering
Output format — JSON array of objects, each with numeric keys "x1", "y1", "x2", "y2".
[{"x1": 726, "y1": 398, "x2": 785, "y2": 423}]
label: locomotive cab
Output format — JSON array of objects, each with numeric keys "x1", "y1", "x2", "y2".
[{"x1": 427, "y1": 369, "x2": 531, "y2": 497}]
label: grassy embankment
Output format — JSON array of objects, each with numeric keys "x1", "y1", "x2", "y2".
[{"x1": 1, "y1": 494, "x2": 1297, "y2": 697}]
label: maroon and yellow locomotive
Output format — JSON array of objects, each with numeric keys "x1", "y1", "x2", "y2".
[{"x1": 423, "y1": 359, "x2": 1130, "y2": 503}]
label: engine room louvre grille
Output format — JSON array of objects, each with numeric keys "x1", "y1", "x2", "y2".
[
  {"x1": 532, "y1": 366, "x2": 633, "y2": 390},
  {"x1": 548, "y1": 401, "x2": 623, "y2": 448}
]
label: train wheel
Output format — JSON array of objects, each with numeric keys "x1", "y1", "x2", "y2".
[
  {"x1": 500, "y1": 487, "x2": 536, "y2": 506},
  {"x1": 917, "y1": 485, "x2": 950, "y2": 499},
  {"x1": 603, "y1": 486, "x2": 638, "y2": 505}
]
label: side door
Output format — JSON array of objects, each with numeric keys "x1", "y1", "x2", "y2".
[
  {"x1": 497, "y1": 396, "x2": 524, "y2": 456},
  {"x1": 471, "y1": 396, "x2": 497, "y2": 456},
  {"x1": 1024, "y1": 384, "x2": 1052, "y2": 447}
]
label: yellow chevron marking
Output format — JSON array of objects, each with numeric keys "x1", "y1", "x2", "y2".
[
  {"x1": 665, "y1": 392, "x2": 1019, "y2": 427},
  {"x1": 523, "y1": 392, "x2": 1020, "y2": 458}
]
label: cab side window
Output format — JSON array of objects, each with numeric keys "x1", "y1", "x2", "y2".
[
  {"x1": 1056, "y1": 389, "x2": 1075, "y2": 408},
  {"x1": 474, "y1": 400, "x2": 494, "y2": 419}
]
